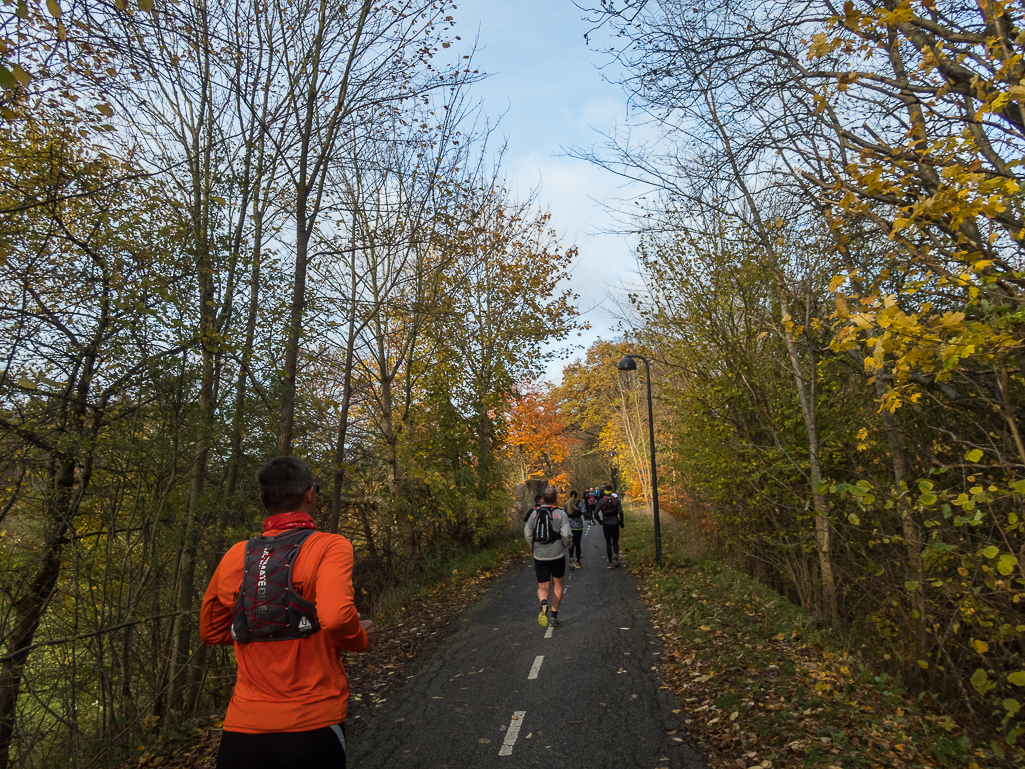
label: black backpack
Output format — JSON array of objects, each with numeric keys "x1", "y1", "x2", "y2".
[
  {"x1": 533, "y1": 506, "x2": 561, "y2": 545},
  {"x1": 600, "y1": 494, "x2": 621, "y2": 524},
  {"x1": 230, "y1": 528, "x2": 321, "y2": 643}
]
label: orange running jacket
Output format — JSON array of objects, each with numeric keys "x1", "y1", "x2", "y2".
[{"x1": 200, "y1": 528, "x2": 368, "y2": 733}]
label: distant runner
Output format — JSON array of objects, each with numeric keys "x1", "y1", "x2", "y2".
[
  {"x1": 564, "y1": 490, "x2": 585, "y2": 569},
  {"x1": 596, "y1": 483, "x2": 625, "y2": 569}
]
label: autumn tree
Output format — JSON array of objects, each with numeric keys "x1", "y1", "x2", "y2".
[
  {"x1": 581, "y1": 0, "x2": 1025, "y2": 754},
  {"x1": 506, "y1": 380, "x2": 576, "y2": 490},
  {"x1": 437, "y1": 174, "x2": 582, "y2": 497},
  {"x1": 0, "y1": 115, "x2": 191, "y2": 769}
]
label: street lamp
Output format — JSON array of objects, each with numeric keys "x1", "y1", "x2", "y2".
[{"x1": 617, "y1": 354, "x2": 662, "y2": 567}]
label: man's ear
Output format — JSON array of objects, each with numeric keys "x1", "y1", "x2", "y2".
[{"x1": 303, "y1": 485, "x2": 317, "y2": 505}]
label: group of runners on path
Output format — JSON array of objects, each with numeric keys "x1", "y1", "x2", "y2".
[
  {"x1": 523, "y1": 483, "x2": 626, "y2": 628},
  {"x1": 199, "y1": 455, "x2": 629, "y2": 767}
]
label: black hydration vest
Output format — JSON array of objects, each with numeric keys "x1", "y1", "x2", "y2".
[{"x1": 230, "y1": 528, "x2": 321, "y2": 643}]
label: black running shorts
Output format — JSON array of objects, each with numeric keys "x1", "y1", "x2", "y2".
[
  {"x1": 217, "y1": 723, "x2": 346, "y2": 769},
  {"x1": 533, "y1": 555, "x2": 566, "y2": 583}
]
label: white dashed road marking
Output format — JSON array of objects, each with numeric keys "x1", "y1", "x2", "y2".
[
  {"x1": 527, "y1": 655, "x2": 544, "y2": 680},
  {"x1": 498, "y1": 710, "x2": 527, "y2": 757},
  {"x1": 544, "y1": 625, "x2": 553, "y2": 639}
]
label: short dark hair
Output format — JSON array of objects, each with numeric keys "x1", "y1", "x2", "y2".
[
  {"x1": 257, "y1": 456, "x2": 315, "y2": 513},
  {"x1": 604, "y1": 483, "x2": 614, "y2": 492},
  {"x1": 570, "y1": 490, "x2": 577, "y2": 498},
  {"x1": 534, "y1": 495, "x2": 542, "y2": 504},
  {"x1": 542, "y1": 486, "x2": 557, "y2": 504}
]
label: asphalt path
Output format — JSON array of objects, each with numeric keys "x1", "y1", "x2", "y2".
[{"x1": 349, "y1": 522, "x2": 708, "y2": 769}]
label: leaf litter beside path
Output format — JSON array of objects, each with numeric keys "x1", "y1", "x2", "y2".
[
  {"x1": 132, "y1": 539, "x2": 524, "y2": 768},
  {"x1": 621, "y1": 518, "x2": 1015, "y2": 769}
]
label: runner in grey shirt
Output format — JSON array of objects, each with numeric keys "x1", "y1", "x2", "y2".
[{"x1": 524, "y1": 485, "x2": 573, "y2": 627}]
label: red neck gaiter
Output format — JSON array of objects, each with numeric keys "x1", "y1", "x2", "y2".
[{"x1": 262, "y1": 511, "x2": 318, "y2": 533}]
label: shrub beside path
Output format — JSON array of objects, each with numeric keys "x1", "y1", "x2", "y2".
[{"x1": 625, "y1": 515, "x2": 1018, "y2": 769}]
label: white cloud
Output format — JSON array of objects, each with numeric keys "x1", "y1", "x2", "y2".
[{"x1": 450, "y1": 0, "x2": 656, "y2": 380}]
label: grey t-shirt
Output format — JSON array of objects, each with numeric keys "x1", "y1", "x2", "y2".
[{"x1": 524, "y1": 506, "x2": 573, "y2": 560}]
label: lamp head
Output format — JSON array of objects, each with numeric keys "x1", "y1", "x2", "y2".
[{"x1": 617, "y1": 355, "x2": 638, "y2": 372}]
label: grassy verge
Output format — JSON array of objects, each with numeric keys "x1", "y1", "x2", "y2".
[{"x1": 621, "y1": 510, "x2": 1016, "y2": 769}]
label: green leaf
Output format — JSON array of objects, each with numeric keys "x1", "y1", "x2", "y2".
[
  {"x1": 966, "y1": 449, "x2": 984, "y2": 462},
  {"x1": 46, "y1": 0, "x2": 62, "y2": 18},
  {"x1": 918, "y1": 479, "x2": 934, "y2": 493},
  {"x1": 17, "y1": 377, "x2": 36, "y2": 390},
  {"x1": 1011, "y1": 480, "x2": 1025, "y2": 495},
  {"x1": 920, "y1": 493, "x2": 937, "y2": 506},
  {"x1": 138, "y1": 0, "x2": 154, "y2": 10},
  {"x1": 904, "y1": 581, "x2": 919, "y2": 591},
  {"x1": 97, "y1": 103, "x2": 114, "y2": 118},
  {"x1": 848, "y1": 513, "x2": 860, "y2": 525},
  {"x1": 971, "y1": 668, "x2": 995, "y2": 695},
  {"x1": 0, "y1": 65, "x2": 15, "y2": 91},
  {"x1": 983, "y1": 546, "x2": 999, "y2": 559},
  {"x1": 15, "y1": 0, "x2": 28, "y2": 19},
  {"x1": 1003, "y1": 699, "x2": 1021, "y2": 716},
  {"x1": 998, "y1": 554, "x2": 1017, "y2": 576},
  {"x1": 1008, "y1": 671, "x2": 1025, "y2": 687}
]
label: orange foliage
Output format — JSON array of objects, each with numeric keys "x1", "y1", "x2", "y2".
[{"x1": 505, "y1": 380, "x2": 577, "y2": 490}]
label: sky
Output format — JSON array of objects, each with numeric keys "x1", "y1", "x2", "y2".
[{"x1": 448, "y1": 0, "x2": 644, "y2": 378}]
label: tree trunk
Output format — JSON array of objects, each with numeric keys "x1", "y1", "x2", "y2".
[
  {"x1": 329, "y1": 252, "x2": 359, "y2": 535},
  {"x1": 776, "y1": 278, "x2": 838, "y2": 627},
  {"x1": 277, "y1": 186, "x2": 309, "y2": 456},
  {"x1": 168, "y1": 126, "x2": 217, "y2": 716},
  {"x1": 222, "y1": 193, "x2": 264, "y2": 527},
  {"x1": 476, "y1": 409, "x2": 492, "y2": 497},
  {"x1": 0, "y1": 462, "x2": 73, "y2": 769},
  {"x1": 380, "y1": 376, "x2": 416, "y2": 568},
  {"x1": 874, "y1": 377, "x2": 930, "y2": 682}
]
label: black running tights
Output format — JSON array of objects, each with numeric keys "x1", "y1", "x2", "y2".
[
  {"x1": 218, "y1": 723, "x2": 346, "y2": 769},
  {"x1": 602, "y1": 524, "x2": 620, "y2": 563}
]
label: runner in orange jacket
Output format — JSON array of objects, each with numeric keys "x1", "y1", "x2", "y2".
[{"x1": 200, "y1": 456, "x2": 375, "y2": 769}]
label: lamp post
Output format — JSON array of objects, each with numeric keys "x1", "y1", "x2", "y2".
[{"x1": 617, "y1": 354, "x2": 662, "y2": 567}]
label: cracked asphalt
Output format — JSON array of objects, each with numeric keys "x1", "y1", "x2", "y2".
[{"x1": 348, "y1": 524, "x2": 708, "y2": 769}]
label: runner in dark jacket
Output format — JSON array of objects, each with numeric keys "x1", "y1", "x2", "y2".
[
  {"x1": 564, "y1": 491, "x2": 585, "y2": 569},
  {"x1": 596, "y1": 484, "x2": 624, "y2": 568}
]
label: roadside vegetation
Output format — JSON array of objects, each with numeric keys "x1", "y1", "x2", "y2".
[
  {"x1": 622, "y1": 512, "x2": 1020, "y2": 769},
  {"x1": 0, "y1": 1, "x2": 581, "y2": 765},
  {"x1": 562, "y1": 1, "x2": 1025, "y2": 759}
]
